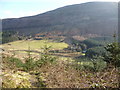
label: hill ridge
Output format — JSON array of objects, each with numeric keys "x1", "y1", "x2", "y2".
[{"x1": 2, "y1": 2, "x2": 118, "y2": 36}]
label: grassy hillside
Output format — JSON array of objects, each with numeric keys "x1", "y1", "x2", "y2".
[{"x1": 1, "y1": 40, "x2": 68, "y2": 51}]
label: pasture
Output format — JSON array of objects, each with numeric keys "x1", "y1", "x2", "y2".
[{"x1": 1, "y1": 40, "x2": 68, "y2": 51}]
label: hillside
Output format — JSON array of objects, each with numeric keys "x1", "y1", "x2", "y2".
[
  {"x1": 1, "y1": 39, "x2": 119, "y2": 88},
  {"x1": 1, "y1": 1, "x2": 120, "y2": 88},
  {"x1": 1, "y1": 38, "x2": 119, "y2": 88},
  {"x1": 2, "y1": 2, "x2": 118, "y2": 36}
]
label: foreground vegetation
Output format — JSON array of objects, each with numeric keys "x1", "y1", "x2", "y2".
[
  {"x1": 1, "y1": 35, "x2": 120, "y2": 88},
  {"x1": 2, "y1": 52, "x2": 119, "y2": 88}
]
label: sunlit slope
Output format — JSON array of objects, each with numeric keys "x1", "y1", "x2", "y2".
[{"x1": 1, "y1": 40, "x2": 68, "y2": 51}]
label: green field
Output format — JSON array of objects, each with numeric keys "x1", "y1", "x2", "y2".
[{"x1": 1, "y1": 40, "x2": 68, "y2": 51}]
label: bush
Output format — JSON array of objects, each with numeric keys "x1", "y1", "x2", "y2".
[
  {"x1": 75, "y1": 56, "x2": 106, "y2": 72},
  {"x1": 91, "y1": 56, "x2": 107, "y2": 72},
  {"x1": 3, "y1": 56, "x2": 24, "y2": 70},
  {"x1": 35, "y1": 54, "x2": 56, "y2": 68},
  {"x1": 104, "y1": 42, "x2": 120, "y2": 68},
  {"x1": 75, "y1": 57, "x2": 94, "y2": 71},
  {"x1": 8, "y1": 57, "x2": 24, "y2": 68},
  {"x1": 85, "y1": 46, "x2": 107, "y2": 58},
  {"x1": 23, "y1": 57, "x2": 36, "y2": 71}
]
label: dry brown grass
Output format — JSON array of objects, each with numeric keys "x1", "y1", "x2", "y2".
[
  {"x1": 38, "y1": 60, "x2": 119, "y2": 88},
  {"x1": 2, "y1": 53, "x2": 119, "y2": 88}
]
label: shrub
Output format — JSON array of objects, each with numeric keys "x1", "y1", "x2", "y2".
[
  {"x1": 74, "y1": 57, "x2": 94, "y2": 71},
  {"x1": 104, "y1": 42, "x2": 120, "y2": 68},
  {"x1": 3, "y1": 56, "x2": 24, "y2": 70},
  {"x1": 36, "y1": 45, "x2": 56, "y2": 67},
  {"x1": 8, "y1": 57, "x2": 24, "y2": 68},
  {"x1": 91, "y1": 56, "x2": 107, "y2": 72},
  {"x1": 23, "y1": 57, "x2": 36, "y2": 71},
  {"x1": 75, "y1": 56, "x2": 106, "y2": 72},
  {"x1": 85, "y1": 46, "x2": 107, "y2": 58},
  {"x1": 35, "y1": 54, "x2": 56, "y2": 68}
]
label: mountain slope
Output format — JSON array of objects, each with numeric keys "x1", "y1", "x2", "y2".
[{"x1": 2, "y1": 2, "x2": 118, "y2": 36}]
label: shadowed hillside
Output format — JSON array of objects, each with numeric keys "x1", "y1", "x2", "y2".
[{"x1": 2, "y1": 2, "x2": 118, "y2": 36}]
